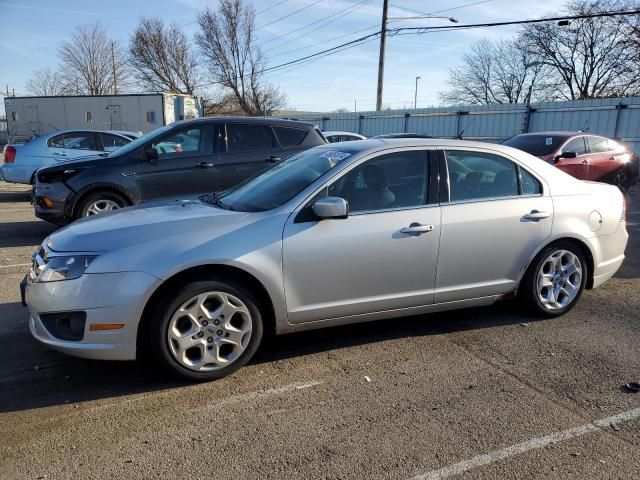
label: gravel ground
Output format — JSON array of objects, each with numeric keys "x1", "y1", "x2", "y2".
[{"x1": 0, "y1": 181, "x2": 639, "y2": 480}]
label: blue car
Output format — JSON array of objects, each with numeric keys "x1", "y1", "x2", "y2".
[{"x1": 1, "y1": 129, "x2": 139, "y2": 184}]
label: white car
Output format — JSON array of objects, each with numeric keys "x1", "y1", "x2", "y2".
[
  {"x1": 324, "y1": 131, "x2": 367, "y2": 143},
  {"x1": 1, "y1": 129, "x2": 139, "y2": 184}
]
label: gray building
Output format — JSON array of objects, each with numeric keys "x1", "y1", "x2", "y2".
[{"x1": 4, "y1": 93, "x2": 202, "y2": 143}]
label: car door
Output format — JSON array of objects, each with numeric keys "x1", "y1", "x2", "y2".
[
  {"x1": 282, "y1": 149, "x2": 440, "y2": 323},
  {"x1": 585, "y1": 136, "x2": 618, "y2": 181},
  {"x1": 48, "y1": 131, "x2": 103, "y2": 160},
  {"x1": 137, "y1": 124, "x2": 219, "y2": 201},
  {"x1": 554, "y1": 136, "x2": 589, "y2": 179},
  {"x1": 436, "y1": 148, "x2": 552, "y2": 303},
  {"x1": 218, "y1": 123, "x2": 280, "y2": 191}
]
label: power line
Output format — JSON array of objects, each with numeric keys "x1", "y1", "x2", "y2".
[
  {"x1": 390, "y1": 0, "x2": 492, "y2": 17},
  {"x1": 257, "y1": 0, "x2": 324, "y2": 30},
  {"x1": 196, "y1": 9, "x2": 640, "y2": 89},
  {"x1": 268, "y1": 24, "x2": 380, "y2": 60},
  {"x1": 262, "y1": 0, "x2": 375, "y2": 48},
  {"x1": 389, "y1": 8, "x2": 640, "y2": 34},
  {"x1": 256, "y1": 0, "x2": 289, "y2": 15}
]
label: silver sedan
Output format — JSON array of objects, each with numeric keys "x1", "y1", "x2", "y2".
[{"x1": 23, "y1": 139, "x2": 628, "y2": 381}]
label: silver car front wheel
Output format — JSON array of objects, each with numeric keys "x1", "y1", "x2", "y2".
[
  {"x1": 168, "y1": 291, "x2": 253, "y2": 372},
  {"x1": 147, "y1": 278, "x2": 264, "y2": 381}
]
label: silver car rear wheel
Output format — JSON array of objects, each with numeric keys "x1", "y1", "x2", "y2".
[
  {"x1": 536, "y1": 249, "x2": 583, "y2": 311},
  {"x1": 167, "y1": 291, "x2": 253, "y2": 372}
]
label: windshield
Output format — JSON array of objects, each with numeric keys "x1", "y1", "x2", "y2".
[
  {"x1": 110, "y1": 124, "x2": 175, "y2": 156},
  {"x1": 218, "y1": 148, "x2": 357, "y2": 212},
  {"x1": 503, "y1": 135, "x2": 567, "y2": 156}
]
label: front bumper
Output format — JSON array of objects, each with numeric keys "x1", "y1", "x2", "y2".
[
  {"x1": 33, "y1": 180, "x2": 74, "y2": 225},
  {"x1": 25, "y1": 271, "x2": 160, "y2": 361}
]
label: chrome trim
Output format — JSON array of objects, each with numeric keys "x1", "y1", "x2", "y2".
[{"x1": 441, "y1": 193, "x2": 544, "y2": 207}]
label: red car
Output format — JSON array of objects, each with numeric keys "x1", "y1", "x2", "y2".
[{"x1": 504, "y1": 131, "x2": 639, "y2": 192}]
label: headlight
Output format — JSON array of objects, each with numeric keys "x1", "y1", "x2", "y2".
[{"x1": 36, "y1": 255, "x2": 97, "y2": 283}]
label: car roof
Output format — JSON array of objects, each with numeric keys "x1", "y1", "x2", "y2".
[
  {"x1": 323, "y1": 131, "x2": 364, "y2": 136},
  {"x1": 40, "y1": 129, "x2": 132, "y2": 138},
  {"x1": 514, "y1": 131, "x2": 584, "y2": 137},
  {"x1": 170, "y1": 116, "x2": 316, "y2": 128},
  {"x1": 313, "y1": 137, "x2": 512, "y2": 153}
]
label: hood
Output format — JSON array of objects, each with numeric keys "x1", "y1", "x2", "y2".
[
  {"x1": 38, "y1": 154, "x2": 107, "y2": 173},
  {"x1": 46, "y1": 198, "x2": 249, "y2": 253}
]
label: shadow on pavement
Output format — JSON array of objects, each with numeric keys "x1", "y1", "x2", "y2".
[
  {"x1": 0, "y1": 300, "x2": 539, "y2": 414},
  {"x1": 0, "y1": 191, "x2": 31, "y2": 203},
  {"x1": 0, "y1": 221, "x2": 57, "y2": 248}
]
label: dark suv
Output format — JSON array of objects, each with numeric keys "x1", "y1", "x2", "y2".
[{"x1": 34, "y1": 117, "x2": 326, "y2": 224}]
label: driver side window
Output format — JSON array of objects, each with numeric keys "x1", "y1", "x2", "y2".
[
  {"x1": 563, "y1": 137, "x2": 587, "y2": 156},
  {"x1": 328, "y1": 151, "x2": 429, "y2": 213},
  {"x1": 153, "y1": 126, "x2": 211, "y2": 158}
]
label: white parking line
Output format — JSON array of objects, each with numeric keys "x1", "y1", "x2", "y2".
[
  {"x1": 411, "y1": 407, "x2": 640, "y2": 480},
  {"x1": 199, "y1": 380, "x2": 324, "y2": 410},
  {"x1": 0, "y1": 263, "x2": 30, "y2": 269}
]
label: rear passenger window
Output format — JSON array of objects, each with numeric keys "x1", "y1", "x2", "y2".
[
  {"x1": 587, "y1": 136, "x2": 609, "y2": 153},
  {"x1": 446, "y1": 150, "x2": 518, "y2": 202},
  {"x1": 520, "y1": 168, "x2": 542, "y2": 195},
  {"x1": 226, "y1": 124, "x2": 275, "y2": 152},
  {"x1": 274, "y1": 127, "x2": 308, "y2": 147}
]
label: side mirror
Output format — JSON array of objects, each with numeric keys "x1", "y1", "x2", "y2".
[
  {"x1": 312, "y1": 197, "x2": 349, "y2": 219},
  {"x1": 557, "y1": 151, "x2": 577, "y2": 161},
  {"x1": 142, "y1": 145, "x2": 159, "y2": 162}
]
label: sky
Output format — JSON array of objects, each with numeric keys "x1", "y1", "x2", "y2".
[{"x1": 0, "y1": 0, "x2": 568, "y2": 114}]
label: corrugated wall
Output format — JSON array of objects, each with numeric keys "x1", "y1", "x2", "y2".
[{"x1": 275, "y1": 97, "x2": 640, "y2": 151}]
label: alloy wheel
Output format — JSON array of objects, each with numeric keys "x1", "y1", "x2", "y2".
[
  {"x1": 85, "y1": 199, "x2": 121, "y2": 216},
  {"x1": 167, "y1": 291, "x2": 252, "y2": 371},
  {"x1": 536, "y1": 249, "x2": 583, "y2": 311}
]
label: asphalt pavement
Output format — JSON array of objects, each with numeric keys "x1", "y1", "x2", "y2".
[{"x1": 0, "y1": 181, "x2": 639, "y2": 480}]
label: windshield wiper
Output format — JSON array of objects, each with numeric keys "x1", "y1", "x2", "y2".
[{"x1": 200, "y1": 192, "x2": 234, "y2": 210}]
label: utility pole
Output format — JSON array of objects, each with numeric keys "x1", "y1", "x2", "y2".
[
  {"x1": 111, "y1": 41, "x2": 118, "y2": 95},
  {"x1": 414, "y1": 76, "x2": 421, "y2": 109},
  {"x1": 375, "y1": 0, "x2": 389, "y2": 111},
  {"x1": 354, "y1": 99, "x2": 357, "y2": 112}
]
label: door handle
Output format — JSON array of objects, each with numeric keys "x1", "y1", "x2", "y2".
[
  {"x1": 400, "y1": 223, "x2": 434, "y2": 235},
  {"x1": 523, "y1": 210, "x2": 550, "y2": 221},
  {"x1": 198, "y1": 162, "x2": 214, "y2": 168},
  {"x1": 266, "y1": 156, "x2": 281, "y2": 163}
]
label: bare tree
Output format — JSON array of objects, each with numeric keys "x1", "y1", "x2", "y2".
[
  {"x1": 59, "y1": 23, "x2": 130, "y2": 95},
  {"x1": 440, "y1": 38, "x2": 554, "y2": 105},
  {"x1": 195, "y1": 0, "x2": 286, "y2": 115},
  {"x1": 129, "y1": 18, "x2": 199, "y2": 94},
  {"x1": 25, "y1": 68, "x2": 66, "y2": 96},
  {"x1": 522, "y1": 0, "x2": 640, "y2": 100}
]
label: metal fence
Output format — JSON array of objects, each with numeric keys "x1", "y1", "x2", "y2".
[{"x1": 275, "y1": 97, "x2": 640, "y2": 152}]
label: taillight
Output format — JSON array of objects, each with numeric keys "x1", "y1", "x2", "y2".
[{"x1": 3, "y1": 145, "x2": 16, "y2": 163}]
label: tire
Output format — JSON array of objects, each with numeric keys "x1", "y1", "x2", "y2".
[
  {"x1": 147, "y1": 278, "x2": 264, "y2": 381},
  {"x1": 519, "y1": 241, "x2": 588, "y2": 318},
  {"x1": 613, "y1": 168, "x2": 631, "y2": 193},
  {"x1": 76, "y1": 190, "x2": 128, "y2": 219}
]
